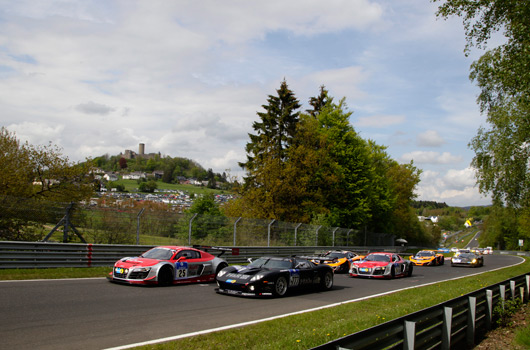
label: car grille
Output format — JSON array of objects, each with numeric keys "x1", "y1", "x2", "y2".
[
  {"x1": 114, "y1": 271, "x2": 128, "y2": 278},
  {"x1": 129, "y1": 271, "x2": 149, "y2": 279}
]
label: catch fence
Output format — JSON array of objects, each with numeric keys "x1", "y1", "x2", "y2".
[{"x1": 0, "y1": 200, "x2": 396, "y2": 247}]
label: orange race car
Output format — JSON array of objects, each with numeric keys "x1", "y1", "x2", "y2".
[
  {"x1": 308, "y1": 250, "x2": 365, "y2": 273},
  {"x1": 409, "y1": 250, "x2": 445, "y2": 266}
]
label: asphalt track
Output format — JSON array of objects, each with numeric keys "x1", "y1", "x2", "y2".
[{"x1": 0, "y1": 254, "x2": 524, "y2": 350}]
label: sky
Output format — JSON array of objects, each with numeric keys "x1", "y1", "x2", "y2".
[{"x1": 0, "y1": 0, "x2": 496, "y2": 207}]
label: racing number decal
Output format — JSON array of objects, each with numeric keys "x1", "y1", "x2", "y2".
[
  {"x1": 175, "y1": 262, "x2": 188, "y2": 279},
  {"x1": 289, "y1": 269, "x2": 300, "y2": 287}
]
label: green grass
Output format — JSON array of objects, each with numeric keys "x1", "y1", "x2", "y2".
[
  {"x1": 0, "y1": 266, "x2": 112, "y2": 280},
  {"x1": 515, "y1": 323, "x2": 530, "y2": 348}
]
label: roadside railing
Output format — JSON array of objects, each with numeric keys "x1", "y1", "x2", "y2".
[
  {"x1": 0, "y1": 241, "x2": 399, "y2": 268},
  {"x1": 312, "y1": 273, "x2": 530, "y2": 350}
]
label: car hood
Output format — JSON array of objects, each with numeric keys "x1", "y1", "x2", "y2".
[
  {"x1": 354, "y1": 261, "x2": 389, "y2": 268},
  {"x1": 115, "y1": 257, "x2": 161, "y2": 268},
  {"x1": 413, "y1": 256, "x2": 434, "y2": 260}
]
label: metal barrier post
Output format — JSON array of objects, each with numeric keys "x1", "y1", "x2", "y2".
[
  {"x1": 511, "y1": 280, "x2": 516, "y2": 299},
  {"x1": 315, "y1": 225, "x2": 321, "y2": 246},
  {"x1": 500, "y1": 284, "x2": 506, "y2": 309},
  {"x1": 404, "y1": 321, "x2": 415, "y2": 350},
  {"x1": 486, "y1": 289, "x2": 493, "y2": 330},
  {"x1": 467, "y1": 296, "x2": 476, "y2": 346},
  {"x1": 442, "y1": 307, "x2": 452, "y2": 350}
]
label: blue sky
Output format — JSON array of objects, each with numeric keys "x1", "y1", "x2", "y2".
[{"x1": 0, "y1": 0, "x2": 494, "y2": 206}]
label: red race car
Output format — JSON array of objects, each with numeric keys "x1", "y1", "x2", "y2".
[
  {"x1": 107, "y1": 245, "x2": 231, "y2": 286},
  {"x1": 349, "y1": 252, "x2": 413, "y2": 279}
]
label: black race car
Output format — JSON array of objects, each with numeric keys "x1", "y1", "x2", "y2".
[
  {"x1": 215, "y1": 256, "x2": 334, "y2": 297},
  {"x1": 451, "y1": 252, "x2": 484, "y2": 267}
]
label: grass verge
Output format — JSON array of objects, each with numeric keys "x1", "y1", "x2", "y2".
[{"x1": 0, "y1": 266, "x2": 112, "y2": 280}]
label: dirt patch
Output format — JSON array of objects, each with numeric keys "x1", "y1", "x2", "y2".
[{"x1": 474, "y1": 303, "x2": 530, "y2": 350}]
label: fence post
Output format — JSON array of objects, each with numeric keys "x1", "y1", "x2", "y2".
[
  {"x1": 136, "y1": 208, "x2": 145, "y2": 245},
  {"x1": 332, "y1": 227, "x2": 338, "y2": 247},
  {"x1": 486, "y1": 289, "x2": 493, "y2": 330},
  {"x1": 346, "y1": 229, "x2": 352, "y2": 246},
  {"x1": 233, "y1": 217, "x2": 242, "y2": 246},
  {"x1": 294, "y1": 223, "x2": 302, "y2": 247},
  {"x1": 188, "y1": 213, "x2": 198, "y2": 246},
  {"x1": 467, "y1": 296, "x2": 476, "y2": 347},
  {"x1": 315, "y1": 225, "x2": 322, "y2": 246},
  {"x1": 500, "y1": 284, "x2": 506, "y2": 309},
  {"x1": 267, "y1": 219, "x2": 275, "y2": 247},
  {"x1": 404, "y1": 320, "x2": 415, "y2": 350},
  {"x1": 526, "y1": 275, "x2": 530, "y2": 301},
  {"x1": 510, "y1": 280, "x2": 516, "y2": 300},
  {"x1": 442, "y1": 306, "x2": 452, "y2": 350}
]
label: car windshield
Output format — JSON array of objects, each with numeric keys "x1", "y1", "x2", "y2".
[
  {"x1": 141, "y1": 248, "x2": 174, "y2": 260},
  {"x1": 248, "y1": 258, "x2": 293, "y2": 269},
  {"x1": 326, "y1": 252, "x2": 347, "y2": 259},
  {"x1": 365, "y1": 254, "x2": 390, "y2": 262},
  {"x1": 459, "y1": 253, "x2": 476, "y2": 259},
  {"x1": 417, "y1": 251, "x2": 434, "y2": 257}
]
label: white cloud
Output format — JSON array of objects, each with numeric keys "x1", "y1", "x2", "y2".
[
  {"x1": 417, "y1": 130, "x2": 445, "y2": 147},
  {"x1": 416, "y1": 168, "x2": 490, "y2": 206},
  {"x1": 400, "y1": 151, "x2": 462, "y2": 165}
]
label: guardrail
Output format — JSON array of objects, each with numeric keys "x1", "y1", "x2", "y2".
[
  {"x1": 312, "y1": 273, "x2": 530, "y2": 350},
  {"x1": 0, "y1": 241, "x2": 397, "y2": 268}
]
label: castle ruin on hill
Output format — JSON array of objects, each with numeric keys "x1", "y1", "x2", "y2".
[{"x1": 121, "y1": 143, "x2": 160, "y2": 160}]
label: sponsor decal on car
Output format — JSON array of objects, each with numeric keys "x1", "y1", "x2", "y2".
[
  {"x1": 175, "y1": 261, "x2": 188, "y2": 279},
  {"x1": 289, "y1": 269, "x2": 300, "y2": 286}
]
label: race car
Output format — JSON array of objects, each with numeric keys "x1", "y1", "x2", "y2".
[
  {"x1": 215, "y1": 256, "x2": 334, "y2": 297},
  {"x1": 107, "y1": 245, "x2": 230, "y2": 285},
  {"x1": 451, "y1": 252, "x2": 484, "y2": 267},
  {"x1": 307, "y1": 250, "x2": 365, "y2": 273},
  {"x1": 409, "y1": 250, "x2": 445, "y2": 266},
  {"x1": 349, "y1": 252, "x2": 413, "y2": 279}
]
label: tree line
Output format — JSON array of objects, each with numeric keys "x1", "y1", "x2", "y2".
[
  {"x1": 434, "y1": 0, "x2": 530, "y2": 250},
  {"x1": 222, "y1": 82, "x2": 437, "y2": 245}
]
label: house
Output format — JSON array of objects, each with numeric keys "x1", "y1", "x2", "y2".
[
  {"x1": 122, "y1": 171, "x2": 146, "y2": 180},
  {"x1": 103, "y1": 172, "x2": 118, "y2": 182}
]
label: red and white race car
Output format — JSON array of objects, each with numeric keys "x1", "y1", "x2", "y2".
[
  {"x1": 107, "y1": 245, "x2": 231, "y2": 286},
  {"x1": 349, "y1": 252, "x2": 413, "y2": 279}
]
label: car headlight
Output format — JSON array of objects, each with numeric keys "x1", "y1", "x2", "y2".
[
  {"x1": 217, "y1": 269, "x2": 227, "y2": 277},
  {"x1": 132, "y1": 267, "x2": 151, "y2": 273},
  {"x1": 250, "y1": 274, "x2": 265, "y2": 282},
  {"x1": 472, "y1": 259, "x2": 477, "y2": 264}
]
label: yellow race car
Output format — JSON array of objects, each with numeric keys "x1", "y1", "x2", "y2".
[
  {"x1": 409, "y1": 250, "x2": 445, "y2": 266},
  {"x1": 309, "y1": 250, "x2": 365, "y2": 273}
]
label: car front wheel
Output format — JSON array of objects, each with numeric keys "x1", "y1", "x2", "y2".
[{"x1": 273, "y1": 276, "x2": 288, "y2": 297}]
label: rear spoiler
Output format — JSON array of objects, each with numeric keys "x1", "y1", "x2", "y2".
[{"x1": 193, "y1": 245, "x2": 239, "y2": 257}]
